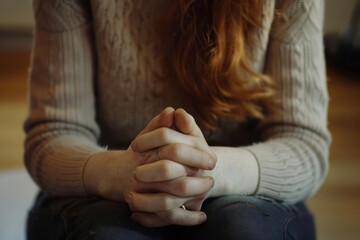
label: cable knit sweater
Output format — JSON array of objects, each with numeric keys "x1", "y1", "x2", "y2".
[{"x1": 24, "y1": 0, "x2": 331, "y2": 203}]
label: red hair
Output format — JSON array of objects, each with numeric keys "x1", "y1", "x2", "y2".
[{"x1": 159, "y1": 0, "x2": 277, "y2": 129}]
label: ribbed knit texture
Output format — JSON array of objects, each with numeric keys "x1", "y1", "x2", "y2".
[{"x1": 24, "y1": 0, "x2": 331, "y2": 202}]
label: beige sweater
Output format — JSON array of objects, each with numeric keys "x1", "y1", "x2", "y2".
[{"x1": 24, "y1": 0, "x2": 331, "y2": 203}]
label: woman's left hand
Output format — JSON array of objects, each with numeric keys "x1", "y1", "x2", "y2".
[{"x1": 127, "y1": 109, "x2": 217, "y2": 227}]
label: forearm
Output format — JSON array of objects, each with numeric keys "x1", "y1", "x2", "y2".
[
  {"x1": 208, "y1": 146, "x2": 259, "y2": 198},
  {"x1": 25, "y1": 0, "x2": 100, "y2": 197}
]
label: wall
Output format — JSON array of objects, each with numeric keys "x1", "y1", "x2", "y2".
[
  {"x1": 324, "y1": 0, "x2": 358, "y2": 35},
  {"x1": 0, "y1": 0, "x2": 34, "y2": 31}
]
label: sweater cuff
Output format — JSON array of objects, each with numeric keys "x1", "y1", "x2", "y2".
[
  {"x1": 31, "y1": 136, "x2": 106, "y2": 196},
  {"x1": 245, "y1": 140, "x2": 313, "y2": 203}
]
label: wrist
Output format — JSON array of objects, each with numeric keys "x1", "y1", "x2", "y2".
[
  {"x1": 82, "y1": 151, "x2": 107, "y2": 197},
  {"x1": 208, "y1": 146, "x2": 259, "y2": 198},
  {"x1": 83, "y1": 150, "x2": 127, "y2": 200}
]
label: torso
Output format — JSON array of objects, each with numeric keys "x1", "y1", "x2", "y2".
[{"x1": 89, "y1": 0, "x2": 275, "y2": 147}]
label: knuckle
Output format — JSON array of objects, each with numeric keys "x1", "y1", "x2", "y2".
[
  {"x1": 175, "y1": 179, "x2": 191, "y2": 196},
  {"x1": 163, "y1": 210, "x2": 178, "y2": 222},
  {"x1": 139, "y1": 151, "x2": 152, "y2": 163},
  {"x1": 158, "y1": 160, "x2": 173, "y2": 178},
  {"x1": 158, "y1": 128, "x2": 171, "y2": 142},
  {"x1": 167, "y1": 143, "x2": 184, "y2": 158},
  {"x1": 130, "y1": 139, "x2": 139, "y2": 151},
  {"x1": 159, "y1": 196, "x2": 174, "y2": 211},
  {"x1": 166, "y1": 144, "x2": 177, "y2": 157}
]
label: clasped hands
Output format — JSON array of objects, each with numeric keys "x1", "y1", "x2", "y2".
[{"x1": 126, "y1": 107, "x2": 217, "y2": 227}]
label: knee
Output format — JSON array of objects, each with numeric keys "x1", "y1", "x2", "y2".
[
  {"x1": 66, "y1": 200, "x2": 163, "y2": 240},
  {"x1": 199, "y1": 196, "x2": 283, "y2": 240},
  {"x1": 65, "y1": 200, "x2": 128, "y2": 239}
]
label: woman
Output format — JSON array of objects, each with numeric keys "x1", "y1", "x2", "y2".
[{"x1": 25, "y1": 0, "x2": 331, "y2": 239}]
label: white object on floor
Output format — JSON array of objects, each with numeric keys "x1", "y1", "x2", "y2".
[{"x1": 0, "y1": 168, "x2": 38, "y2": 240}]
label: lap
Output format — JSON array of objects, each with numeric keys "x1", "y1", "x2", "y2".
[
  {"x1": 27, "y1": 192, "x2": 315, "y2": 240},
  {"x1": 179, "y1": 195, "x2": 315, "y2": 240},
  {"x1": 27, "y1": 192, "x2": 171, "y2": 240}
]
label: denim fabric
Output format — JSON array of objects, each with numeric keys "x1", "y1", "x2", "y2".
[
  {"x1": 176, "y1": 195, "x2": 316, "y2": 240},
  {"x1": 27, "y1": 192, "x2": 315, "y2": 240}
]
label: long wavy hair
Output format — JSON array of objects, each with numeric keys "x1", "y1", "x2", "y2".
[{"x1": 158, "y1": 0, "x2": 277, "y2": 129}]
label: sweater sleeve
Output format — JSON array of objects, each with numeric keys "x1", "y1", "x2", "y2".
[
  {"x1": 245, "y1": 0, "x2": 331, "y2": 203},
  {"x1": 24, "y1": 0, "x2": 105, "y2": 196}
]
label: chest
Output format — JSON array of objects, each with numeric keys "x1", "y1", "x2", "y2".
[{"x1": 88, "y1": 0, "x2": 274, "y2": 146}]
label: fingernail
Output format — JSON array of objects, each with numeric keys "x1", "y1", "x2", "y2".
[
  {"x1": 209, "y1": 177, "x2": 215, "y2": 188},
  {"x1": 199, "y1": 213, "x2": 207, "y2": 223},
  {"x1": 208, "y1": 160, "x2": 215, "y2": 170}
]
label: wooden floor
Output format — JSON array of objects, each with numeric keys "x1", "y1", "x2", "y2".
[{"x1": 0, "y1": 51, "x2": 359, "y2": 239}]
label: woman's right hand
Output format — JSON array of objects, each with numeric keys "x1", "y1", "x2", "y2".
[{"x1": 83, "y1": 107, "x2": 177, "y2": 201}]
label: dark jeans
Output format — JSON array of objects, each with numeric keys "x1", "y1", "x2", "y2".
[{"x1": 27, "y1": 192, "x2": 316, "y2": 240}]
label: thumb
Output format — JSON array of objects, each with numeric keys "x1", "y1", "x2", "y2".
[
  {"x1": 174, "y1": 109, "x2": 217, "y2": 165},
  {"x1": 138, "y1": 107, "x2": 175, "y2": 136},
  {"x1": 174, "y1": 108, "x2": 205, "y2": 140}
]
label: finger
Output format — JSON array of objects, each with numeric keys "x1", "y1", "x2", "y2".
[
  {"x1": 157, "y1": 208, "x2": 207, "y2": 226},
  {"x1": 132, "y1": 127, "x2": 187, "y2": 152},
  {"x1": 137, "y1": 107, "x2": 175, "y2": 136},
  {"x1": 175, "y1": 109, "x2": 218, "y2": 166},
  {"x1": 131, "y1": 209, "x2": 207, "y2": 227},
  {"x1": 158, "y1": 143, "x2": 215, "y2": 170},
  {"x1": 136, "y1": 143, "x2": 214, "y2": 173},
  {"x1": 136, "y1": 144, "x2": 214, "y2": 170},
  {"x1": 135, "y1": 176, "x2": 214, "y2": 198},
  {"x1": 182, "y1": 195, "x2": 206, "y2": 211},
  {"x1": 174, "y1": 108, "x2": 205, "y2": 139},
  {"x1": 125, "y1": 192, "x2": 188, "y2": 212},
  {"x1": 133, "y1": 130, "x2": 216, "y2": 170},
  {"x1": 135, "y1": 149, "x2": 159, "y2": 165},
  {"x1": 132, "y1": 127, "x2": 207, "y2": 155},
  {"x1": 134, "y1": 160, "x2": 199, "y2": 182}
]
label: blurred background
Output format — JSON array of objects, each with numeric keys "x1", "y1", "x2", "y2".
[{"x1": 0, "y1": 0, "x2": 359, "y2": 239}]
